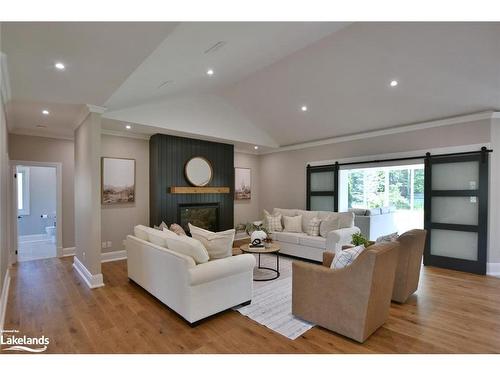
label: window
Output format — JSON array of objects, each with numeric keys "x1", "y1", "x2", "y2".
[
  {"x1": 341, "y1": 164, "x2": 424, "y2": 234},
  {"x1": 17, "y1": 166, "x2": 30, "y2": 216}
]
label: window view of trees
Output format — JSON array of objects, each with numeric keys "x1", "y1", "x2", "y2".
[{"x1": 347, "y1": 165, "x2": 424, "y2": 211}]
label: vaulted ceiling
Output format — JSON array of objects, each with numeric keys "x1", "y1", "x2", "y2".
[{"x1": 1, "y1": 22, "x2": 499, "y2": 150}]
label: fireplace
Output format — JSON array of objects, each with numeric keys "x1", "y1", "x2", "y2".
[{"x1": 178, "y1": 203, "x2": 220, "y2": 234}]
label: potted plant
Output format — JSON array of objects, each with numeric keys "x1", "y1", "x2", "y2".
[{"x1": 351, "y1": 232, "x2": 370, "y2": 247}]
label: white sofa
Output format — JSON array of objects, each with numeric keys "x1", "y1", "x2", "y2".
[
  {"x1": 126, "y1": 234, "x2": 255, "y2": 325},
  {"x1": 267, "y1": 208, "x2": 360, "y2": 262},
  {"x1": 349, "y1": 207, "x2": 397, "y2": 240}
]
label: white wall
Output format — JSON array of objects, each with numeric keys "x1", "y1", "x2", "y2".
[
  {"x1": 234, "y1": 152, "x2": 260, "y2": 226},
  {"x1": 0, "y1": 81, "x2": 9, "y2": 295},
  {"x1": 488, "y1": 117, "x2": 500, "y2": 267},
  {"x1": 74, "y1": 112, "x2": 101, "y2": 276},
  {"x1": 101, "y1": 134, "x2": 149, "y2": 253}
]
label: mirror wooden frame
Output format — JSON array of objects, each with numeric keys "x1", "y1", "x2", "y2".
[{"x1": 184, "y1": 156, "x2": 213, "y2": 187}]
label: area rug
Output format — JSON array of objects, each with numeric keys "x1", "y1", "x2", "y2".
[{"x1": 234, "y1": 255, "x2": 315, "y2": 340}]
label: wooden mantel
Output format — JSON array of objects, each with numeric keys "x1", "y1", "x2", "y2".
[{"x1": 169, "y1": 186, "x2": 231, "y2": 194}]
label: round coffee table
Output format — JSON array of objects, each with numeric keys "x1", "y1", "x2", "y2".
[{"x1": 240, "y1": 243, "x2": 280, "y2": 281}]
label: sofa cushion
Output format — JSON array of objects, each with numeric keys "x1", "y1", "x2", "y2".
[
  {"x1": 331, "y1": 245, "x2": 365, "y2": 269},
  {"x1": 296, "y1": 209, "x2": 319, "y2": 232},
  {"x1": 299, "y1": 235, "x2": 327, "y2": 250},
  {"x1": 273, "y1": 208, "x2": 298, "y2": 218},
  {"x1": 317, "y1": 211, "x2": 336, "y2": 220},
  {"x1": 283, "y1": 215, "x2": 303, "y2": 233},
  {"x1": 188, "y1": 224, "x2": 235, "y2": 260},
  {"x1": 338, "y1": 211, "x2": 355, "y2": 228},
  {"x1": 320, "y1": 216, "x2": 340, "y2": 237},
  {"x1": 274, "y1": 231, "x2": 307, "y2": 244}
]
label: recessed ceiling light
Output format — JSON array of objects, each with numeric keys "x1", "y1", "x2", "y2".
[
  {"x1": 390, "y1": 80, "x2": 398, "y2": 87},
  {"x1": 254, "y1": 146, "x2": 259, "y2": 150},
  {"x1": 54, "y1": 62, "x2": 65, "y2": 70},
  {"x1": 125, "y1": 125, "x2": 132, "y2": 130},
  {"x1": 206, "y1": 69, "x2": 214, "y2": 76},
  {"x1": 301, "y1": 105, "x2": 308, "y2": 112},
  {"x1": 42, "y1": 110, "x2": 50, "y2": 115}
]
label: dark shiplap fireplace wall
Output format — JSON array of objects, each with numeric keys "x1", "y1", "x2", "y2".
[{"x1": 149, "y1": 134, "x2": 234, "y2": 231}]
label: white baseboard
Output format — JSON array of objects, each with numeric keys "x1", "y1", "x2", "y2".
[
  {"x1": 487, "y1": 262, "x2": 500, "y2": 278},
  {"x1": 62, "y1": 247, "x2": 76, "y2": 257},
  {"x1": 72, "y1": 257, "x2": 104, "y2": 289},
  {"x1": 0, "y1": 268, "x2": 11, "y2": 332},
  {"x1": 101, "y1": 250, "x2": 127, "y2": 263}
]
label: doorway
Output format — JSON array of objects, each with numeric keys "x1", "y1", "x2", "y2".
[{"x1": 12, "y1": 161, "x2": 63, "y2": 263}]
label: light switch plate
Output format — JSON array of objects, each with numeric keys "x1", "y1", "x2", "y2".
[
  {"x1": 470, "y1": 196, "x2": 477, "y2": 203},
  {"x1": 107, "y1": 241, "x2": 112, "y2": 248},
  {"x1": 101, "y1": 242, "x2": 107, "y2": 249}
]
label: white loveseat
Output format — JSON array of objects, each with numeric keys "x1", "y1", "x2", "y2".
[
  {"x1": 126, "y1": 234, "x2": 255, "y2": 325},
  {"x1": 267, "y1": 208, "x2": 360, "y2": 262}
]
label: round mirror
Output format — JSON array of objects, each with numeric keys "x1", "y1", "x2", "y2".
[{"x1": 185, "y1": 157, "x2": 213, "y2": 187}]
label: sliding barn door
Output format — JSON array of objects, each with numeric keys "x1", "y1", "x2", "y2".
[{"x1": 424, "y1": 150, "x2": 488, "y2": 274}]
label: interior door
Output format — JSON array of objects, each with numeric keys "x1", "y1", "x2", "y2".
[{"x1": 424, "y1": 150, "x2": 488, "y2": 274}]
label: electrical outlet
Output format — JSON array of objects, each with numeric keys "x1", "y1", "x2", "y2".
[
  {"x1": 107, "y1": 241, "x2": 112, "y2": 248},
  {"x1": 101, "y1": 242, "x2": 107, "y2": 249}
]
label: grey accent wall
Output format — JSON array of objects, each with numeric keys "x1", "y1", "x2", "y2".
[
  {"x1": 234, "y1": 152, "x2": 260, "y2": 226},
  {"x1": 17, "y1": 166, "x2": 56, "y2": 236},
  {"x1": 9, "y1": 134, "x2": 75, "y2": 248},
  {"x1": 74, "y1": 113, "x2": 101, "y2": 275},
  {"x1": 101, "y1": 134, "x2": 149, "y2": 253}
]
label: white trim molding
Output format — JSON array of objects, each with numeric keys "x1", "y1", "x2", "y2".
[
  {"x1": 101, "y1": 129, "x2": 150, "y2": 141},
  {"x1": 487, "y1": 263, "x2": 500, "y2": 278},
  {"x1": 0, "y1": 268, "x2": 11, "y2": 333},
  {"x1": 0, "y1": 52, "x2": 12, "y2": 105},
  {"x1": 73, "y1": 257, "x2": 105, "y2": 289},
  {"x1": 101, "y1": 250, "x2": 127, "y2": 263},
  {"x1": 62, "y1": 247, "x2": 76, "y2": 257},
  {"x1": 262, "y1": 111, "x2": 498, "y2": 155},
  {"x1": 87, "y1": 104, "x2": 107, "y2": 114}
]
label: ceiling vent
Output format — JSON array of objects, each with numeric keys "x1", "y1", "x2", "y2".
[
  {"x1": 36, "y1": 124, "x2": 47, "y2": 128},
  {"x1": 204, "y1": 41, "x2": 227, "y2": 54}
]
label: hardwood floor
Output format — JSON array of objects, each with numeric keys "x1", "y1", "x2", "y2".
[{"x1": 3, "y1": 256, "x2": 500, "y2": 354}]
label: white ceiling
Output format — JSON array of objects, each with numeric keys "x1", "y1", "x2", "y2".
[
  {"x1": 104, "y1": 22, "x2": 348, "y2": 110},
  {"x1": 1, "y1": 22, "x2": 176, "y2": 135},
  {"x1": 221, "y1": 22, "x2": 500, "y2": 146},
  {"x1": 2, "y1": 22, "x2": 500, "y2": 150}
]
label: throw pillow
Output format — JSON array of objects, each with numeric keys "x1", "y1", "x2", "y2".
[
  {"x1": 283, "y1": 215, "x2": 303, "y2": 233},
  {"x1": 164, "y1": 234, "x2": 210, "y2": 264},
  {"x1": 188, "y1": 223, "x2": 236, "y2": 260},
  {"x1": 148, "y1": 228, "x2": 177, "y2": 247},
  {"x1": 306, "y1": 217, "x2": 321, "y2": 236},
  {"x1": 376, "y1": 232, "x2": 399, "y2": 243},
  {"x1": 296, "y1": 210, "x2": 319, "y2": 233},
  {"x1": 319, "y1": 216, "x2": 340, "y2": 238},
  {"x1": 331, "y1": 245, "x2": 365, "y2": 269},
  {"x1": 153, "y1": 221, "x2": 169, "y2": 231},
  {"x1": 134, "y1": 225, "x2": 150, "y2": 241},
  {"x1": 264, "y1": 209, "x2": 283, "y2": 232},
  {"x1": 170, "y1": 223, "x2": 187, "y2": 236}
]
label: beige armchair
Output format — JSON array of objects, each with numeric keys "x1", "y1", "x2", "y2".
[
  {"x1": 292, "y1": 242, "x2": 399, "y2": 343},
  {"x1": 391, "y1": 229, "x2": 427, "y2": 303}
]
